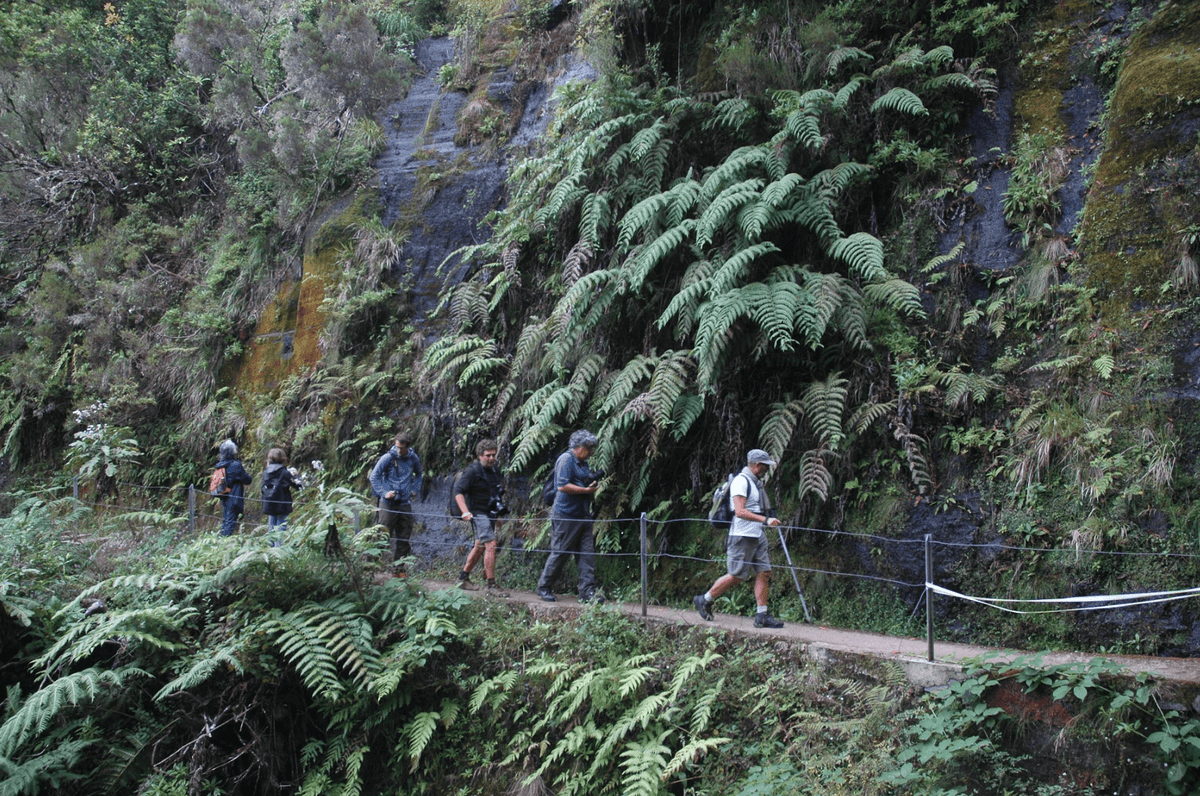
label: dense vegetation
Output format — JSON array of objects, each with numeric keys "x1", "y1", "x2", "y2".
[{"x1": 3, "y1": 0, "x2": 1200, "y2": 791}]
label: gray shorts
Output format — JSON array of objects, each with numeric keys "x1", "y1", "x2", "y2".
[
  {"x1": 471, "y1": 515, "x2": 497, "y2": 543},
  {"x1": 726, "y1": 534, "x2": 771, "y2": 579}
]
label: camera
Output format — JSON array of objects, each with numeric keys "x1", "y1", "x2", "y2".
[
  {"x1": 589, "y1": 469, "x2": 606, "y2": 481},
  {"x1": 488, "y1": 486, "x2": 508, "y2": 518}
]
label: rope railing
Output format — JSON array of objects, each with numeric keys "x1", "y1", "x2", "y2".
[{"x1": 8, "y1": 478, "x2": 1200, "y2": 662}]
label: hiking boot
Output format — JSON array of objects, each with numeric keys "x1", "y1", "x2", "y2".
[
  {"x1": 693, "y1": 594, "x2": 714, "y2": 621},
  {"x1": 457, "y1": 572, "x2": 477, "y2": 590},
  {"x1": 536, "y1": 587, "x2": 556, "y2": 602},
  {"x1": 580, "y1": 592, "x2": 605, "y2": 605},
  {"x1": 486, "y1": 581, "x2": 508, "y2": 598},
  {"x1": 753, "y1": 612, "x2": 784, "y2": 629}
]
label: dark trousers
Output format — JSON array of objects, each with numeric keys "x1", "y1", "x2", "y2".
[
  {"x1": 220, "y1": 498, "x2": 241, "y2": 536},
  {"x1": 377, "y1": 498, "x2": 415, "y2": 564},
  {"x1": 537, "y1": 517, "x2": 597, "y2": 595}
]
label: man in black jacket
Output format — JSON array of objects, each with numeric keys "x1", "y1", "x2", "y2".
[{"x1": 453, "y1": 439, "x2": 508, "y2": 596}]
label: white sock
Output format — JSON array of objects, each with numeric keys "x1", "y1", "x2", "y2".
[
  {"x1": 704, "y1": 592, "x2": 714, "y2": 603},
  {"x1": 756, "y1": 606, "x2": 768, "y2": 614}
]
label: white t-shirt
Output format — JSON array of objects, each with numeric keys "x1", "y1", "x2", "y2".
[{"x1": 729, "y1": 468, "x2": 765, "y2": 538}]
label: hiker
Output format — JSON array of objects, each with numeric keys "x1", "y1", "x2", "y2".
[
  {"x1": 694, "y1": 449, "x2": 784, "y2": 629},
  {"x1": 453, "y1": 438, "x2": 508, "y2": 597},
  {"x1": 369, "y1": 432, "x2": 423, "y2": 573},
  {"x1": 261, "y1": 447, "x2": 303, "y2": 541},
  {"x1": 213, "y1": 439, "x2": 253, "y2": 537},
  {"x1": 536, "y1": 429, "x2": 604, "y2": 604}
]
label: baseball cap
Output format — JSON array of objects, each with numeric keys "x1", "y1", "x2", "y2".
[{"x1": 747, "y1": 449, "x2": 776, "y2": 466}]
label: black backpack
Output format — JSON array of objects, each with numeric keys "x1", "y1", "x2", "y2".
[
  {"x1": 447, "y1": 462, "x2": 477, "y2": 520},
  {"x1": 541, "y1": 468, "x2": 557, "y2": 507},
  {"x1": 262, "y1": 470, "x2": 288, "y2": 511}
]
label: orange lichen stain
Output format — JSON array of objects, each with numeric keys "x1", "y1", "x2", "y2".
[
  {"x1": 236, "y1": 243, "x2": 338, "y2": 396},
  {"x1": 987, "y1": 680, "x2": 1075, "y2": 727}
]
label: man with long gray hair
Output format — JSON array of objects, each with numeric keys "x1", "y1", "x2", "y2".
[{"x1": 536, "y1": 429, "x2": 604, "y2": 603}]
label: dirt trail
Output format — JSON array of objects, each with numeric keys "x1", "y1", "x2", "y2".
[{"x1": 423, "y1": 580, "x2": 1200, "y2": 684}]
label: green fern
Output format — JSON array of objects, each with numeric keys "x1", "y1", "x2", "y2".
[
  {"x1": 828, "y1": 232, "x2": 887, "y2": 282},
  {"x1": 0, "y1": 668, "x2": 148, "y2": 757},
  {"x1": 759, "y1": 399, "x2": 805, "y2": 463},
  {"x1": 870, "y1": 87, "x2": 929, "y2": 116},
  {"x1": 803, "y1": 375, "x2": 849, "y2": 449}
]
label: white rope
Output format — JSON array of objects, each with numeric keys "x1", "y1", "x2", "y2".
[{"x1": 927, "y1": 582, "x2": 1200, "y2": 615}]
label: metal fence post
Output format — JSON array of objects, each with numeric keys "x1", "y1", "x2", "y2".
[
  {"x1": 640, "y1": 512, "x2": 648, "y2": 619},
  {"x1": 188, "y1": 484, "x2": 196, "y2": 535},
  {"x1": 925, "y1": 533, "x2": 934, "y2": 662}
]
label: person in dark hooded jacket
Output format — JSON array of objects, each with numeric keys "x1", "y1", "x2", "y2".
[
  {"x1": 262, "y1": 447, "x2": 303, "y2": 540},
  {"x1": 214, "y1": 439, "x2": 253, "y2": 536}
]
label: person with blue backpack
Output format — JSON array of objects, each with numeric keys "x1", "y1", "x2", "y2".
[
  {"x1": 694, "y1": 449, "x2": 784, "y2": 628},
  {"x1": 536, "y1": 429, "x2": 604, "y2": 604}
]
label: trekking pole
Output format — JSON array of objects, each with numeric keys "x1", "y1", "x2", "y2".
[
  {"x1": 776, "y1": 526, "x2": 812, "y2": 623},
  {"x1": 640, "y1": 512, "x2": 648, "y2": 621}
]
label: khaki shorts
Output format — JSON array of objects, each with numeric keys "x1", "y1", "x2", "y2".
[
  {"x1": 471, "y1": 515, "x2": 497, "y2": 543},
  {"x1": 726, "y1": 534, "x2": 771, "y2": 580}
]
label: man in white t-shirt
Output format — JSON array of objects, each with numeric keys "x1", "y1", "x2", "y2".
[{"x1": 693, "y1": 449, "x2": 784, "y2": 629}]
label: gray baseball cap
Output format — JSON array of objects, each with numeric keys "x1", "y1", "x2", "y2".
[{"x1": 747, "y1": 449, "x2": 776, "y2": 466}]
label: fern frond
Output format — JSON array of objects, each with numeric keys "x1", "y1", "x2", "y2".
[
  {"x1": 870, "y1": 87, "x2": 928, "y2": 116},
  {"x1": 705, "y1": 97, "x2": 757, "y2": 133},
  {"x1": 600, "y1": 356, "x2": 657, "y2": 415},
  {"x1": 696, "y1": 179, "x2": 764, "y2": 248},
  {"x1": 619, "y1": 733, "x2": 672, "y2": 796},
  {"x1": 759, "y1": 399, "x2": 805, "y2": 463},
  {"x1": 784, "y1": 110, "x2": 824, "y2": 151},
  {"x1": 803, "y1": 375, "x2": 849, "y2": 449},
  {"x1": 647, "y1": 351, "x2": 693, "y2": 430},
  {"x1": 660, "y1": 736, "x2": 732, "y2": 781},
  {"x1": 826, "y1": 47, "x2": 872, "y2": 75},
  {"x1": 617, "y1": 193, "x2": 672, "y2": 251},
  {"x1": 624, "y1": 220, "x2": 696, "y2": 293},
  {"x1": 797, "y1": 446, "x2": 834, "y2": 503},
  {"x1": 864, "y1": 277, "x2": 926, "y2": 318},
  {"x1": 562, "y1": 240, "x2": 593, "y2": 287},
  {"x1": 698, "y1": 147, "x2": 768, "y2": 206},
  {"x1": 0, "y1": 668, "x2": 148, "y2": 757},
  {"x1": 828, "y1": 233, "x2": 887, "y2": 282},
  {"x1": 669, "y1": 393, "x2": 705, "y2": 441},
  {"x1": 848, "y1": 400, "x2": 896, "y2": 433},
  {"x1": 155, "y1": 648, "x2": 244, "y2": 701}
]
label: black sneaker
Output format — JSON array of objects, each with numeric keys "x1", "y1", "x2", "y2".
[
  {"x1": 486, "y1": 582, "x2": 508, "y2": 598},
  {"x1": 580, "y1": 592, "x2": 605, "y2": 605},
  {"x1": 457, "y1": 572, "x2": 477, "y2": 591},
  {"x1": 693, "y1": 595, "x2": 714, "y2": 621},
  {"x1": 536, "y1": 588, "x2": 556, "y2": 602},
  {"x1": 753, "y1": 612, "x2": 784, "y2": 629}
]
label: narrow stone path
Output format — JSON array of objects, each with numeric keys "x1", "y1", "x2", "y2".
[{"x1": 423, "y1": 579, "x2": 1200, "y2": 685}]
